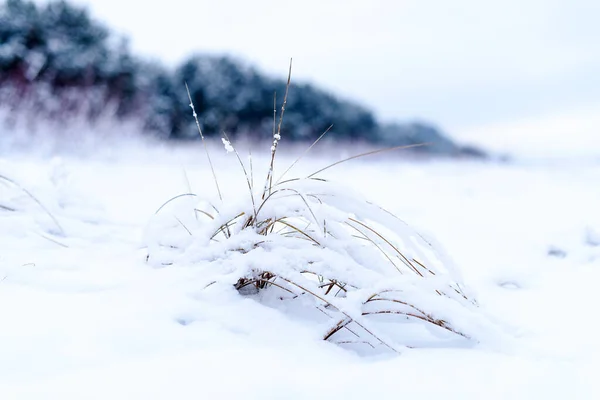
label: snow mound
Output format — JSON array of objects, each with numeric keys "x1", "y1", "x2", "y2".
[{"x1": 145, "y1": 159, "x2": 503, "y2": 354}]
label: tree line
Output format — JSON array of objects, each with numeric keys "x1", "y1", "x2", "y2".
[{"x1": 0, "y1": 0, "x2": 481, "y2": 155}]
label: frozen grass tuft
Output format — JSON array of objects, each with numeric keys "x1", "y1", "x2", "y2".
[{"x1": 145, "y1": 61, "x2": 495, "y2": 354}]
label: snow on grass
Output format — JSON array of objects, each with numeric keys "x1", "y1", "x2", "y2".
[
  {"x1": 148, "y1": 85, "x2": 500, "y2": 353},
  {"x1": 0, "y1": 139, "x2": 599, "y2": 398},
  {"x1": 144, "y1": 142, "x2": 504, "y2": 353}
]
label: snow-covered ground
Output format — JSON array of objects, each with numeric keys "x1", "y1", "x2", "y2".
[{"x1": 1, "y1": 135, "x2": 599, "y2": 399}]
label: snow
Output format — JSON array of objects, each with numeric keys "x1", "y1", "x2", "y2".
[
  {"x1": 1, "y1": 133, "x2": 599, "y2": 398},
  {"x1": 221, "y1": 137, "x2": 234, "y2": 153},
  {"x1": 458, "y1": 105, "x2": 600, "y2": 161}
]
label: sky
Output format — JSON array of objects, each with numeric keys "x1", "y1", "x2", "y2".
[{"x1": 39, "y1": 0, "x2": 600, "y2": 144}]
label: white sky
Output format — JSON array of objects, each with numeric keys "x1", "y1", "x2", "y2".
[{"x1": 41, "y1": 0, "x2": 600, "y2": 139}]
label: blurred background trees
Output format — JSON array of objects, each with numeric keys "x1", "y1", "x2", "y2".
[{"x1": 0, "y1": 0, "x2": 479, "y2": 155}]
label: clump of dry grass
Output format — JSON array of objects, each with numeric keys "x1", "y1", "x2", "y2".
[{"x1": 148, "y1": 60, "x2": 482, "y2": 353}]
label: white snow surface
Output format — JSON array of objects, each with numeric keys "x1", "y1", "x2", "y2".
[{"x1": 1, "y1": 135, "x2": 599, "y2": 399}]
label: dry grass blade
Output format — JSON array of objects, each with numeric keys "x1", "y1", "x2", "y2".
[
  {"x1": 182, "y1": 170, "x2": 200, "y2": 222},
  {"x1": 174, "y1": 216, "x2": 193, "y2": 236},
  {"x1": 249, "y1": 149, "x2": 254, "y2": 193},
  {"x1": 334, "y1": 340, "x2": 375, "y2": 348},
  {"x1": 307, "y1": 143, "x2": 430, "y2": 179},
  {"x1": 276, "y1": 124, "x2": 334, "y2": 185},
  {"x1": 210, "y1": 212, "x2": 246, "y2": 240},
  {"x1": 0, "y1": 174, "x2": 64, "y2": 236},
  {"x1": 362, "y1": 310, "x2": 469, "y2": 339},
  {"x1": 411, "y1": 258, "x2": 436, "y2": 276},
  {"x1": 195, "y1": 209, "x2": 215, "y2": 220},
  {"x1": 411, "y1": 258, "x2": 467, "y2": 298},
  {"x1": 348, "y1": 217, "x2": 423, "y2": 277},
  {"x1": 222, "y1": 131, "x2": 257, "y2": 220},
  {"x1": 276, "y1": 275, "x2": 400, "y2": 353},
  {"x1": 366, "y1": 296, "x2": 430, "y2": 318},
  {"x1": 364, "y1": 290, "x2": 470, "y2": 338},
  {"x1": 320, "y1": 279, "x2": 347, "y2": 296},
  {"x1": 186, "y1": 82, "x2": 222, "y2": 201},
  {"x1": 154, "y1": 193, "x2": 198, "y2": 215},
  {"x1": 262, "y1": 58, "x2": 293, "y2": 200},
  {"x1": 36, "y1": 232, "x2": 69, "y2": 248},
  {"x1": 261, "y1": 218, "x2": 321, "y2": 245},
  {"x1": 344, "y1": 221, "x2": 403, "y2": 274},
  {"x1": 256, "y1": 188, "x2": 321, "y2": 232},
  {"x1": 323, "y1": 318, "x2": 352, "y2": 341},
  {"x1": 275, "y1": 59, "x2": 292, "y2": 144},
  {"x1": 272, "y1": 91, "x2": 277, "y2": 144},
  {"x1": 364, "y1": 201, "x2": 445, "y2": 256},
  {"x1": 272, "y1": 177, "x2": 327, "y2": 190},
  {"x1": 300, "y1": 270, "x2": 356, "y2": 292}
]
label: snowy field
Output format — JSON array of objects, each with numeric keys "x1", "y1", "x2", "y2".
[{"x1": 1, "y1": 133, "x2": 599, "y2": 399}]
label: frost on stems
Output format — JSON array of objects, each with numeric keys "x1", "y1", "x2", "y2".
[
  {"x1": 185, "y1": 82, "x2": 222, "y2": 201},
  {"x1": 262, "y1": 58, "x2": 292, "y2": 201},
  {"x1": 221, "y1": 137, "x2": 234, "y2": 153},
  {"x1": 186, "y1": 83, "x2": 204, "y2": 140}
]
